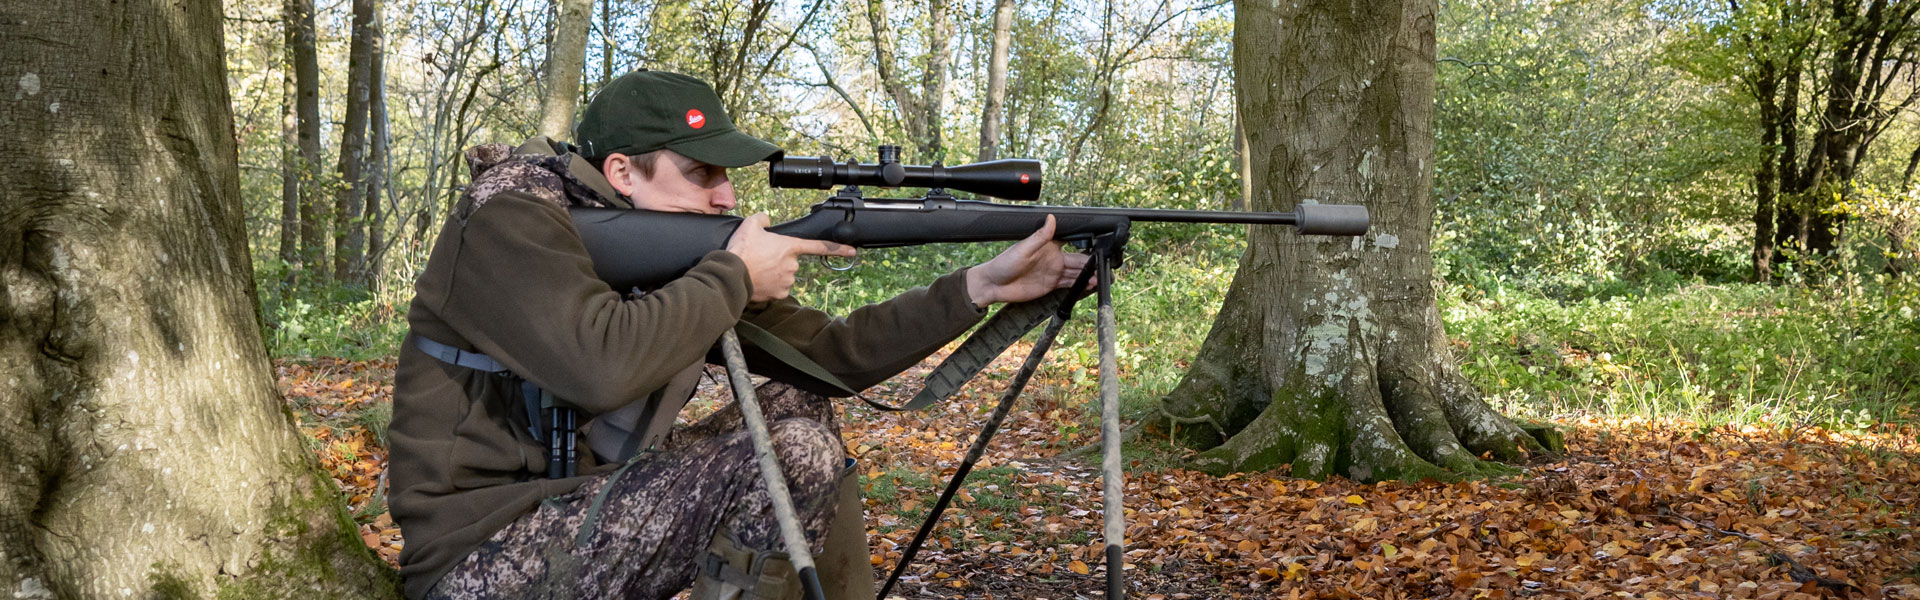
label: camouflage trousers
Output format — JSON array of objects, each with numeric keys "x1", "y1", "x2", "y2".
[{"x1": 425, "y1": 382, "x2": 845, "y2": 600}]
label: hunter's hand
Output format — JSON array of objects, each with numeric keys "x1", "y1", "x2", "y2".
[
  {"x1": 727, "y1": 213, "x2": 856, "y2": 303},
  {"x1": 966, "y1": 215, "x2": 1094, "y2": 309}
]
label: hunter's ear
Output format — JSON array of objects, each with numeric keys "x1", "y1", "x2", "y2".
[{"x1": 603, "y1": 153, "x2": 637, "y2": 197}]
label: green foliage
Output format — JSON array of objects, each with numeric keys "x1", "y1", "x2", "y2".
[
  {"x1": 1447, "y1": 275, "x2": 1920, "y2": 427},
  {"x1": 254, "y1": 260, "x2": 409, "y2": 360},
  {"x1": 1434, "y1": 0, "x2": 1744, "y2": 295}
]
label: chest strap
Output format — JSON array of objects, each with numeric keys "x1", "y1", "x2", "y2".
[{"x1": 416, "y1": 335, "x2": 510, "y2": 373}]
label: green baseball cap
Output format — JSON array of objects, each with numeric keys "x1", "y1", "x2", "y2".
[{"x1": 574, "y1": 70, "x2": 782, "y2": 168}]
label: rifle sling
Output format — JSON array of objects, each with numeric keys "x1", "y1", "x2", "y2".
[
  {"x1": 892, "y1": 289, "x2": 1077, "y2": 411},
  {"x1": 722, "y1": 321, "x2": 861, "y2": 398}
]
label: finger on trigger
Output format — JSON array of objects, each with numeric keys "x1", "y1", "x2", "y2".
[{"x1": 803, "y1": 239, "x2": 856, "y2": 257}]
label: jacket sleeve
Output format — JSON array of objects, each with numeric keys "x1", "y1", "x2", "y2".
[
  {"x1": 431, "y1": 192, "x2": 752, "y2": 414},
  {"x1": 742, "y1": 268, "x2": 987, "y2": 391}
]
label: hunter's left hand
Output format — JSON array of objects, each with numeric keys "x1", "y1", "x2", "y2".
[{"x1": 965, "y1": 215, "x2": 1094, "y2": 308}]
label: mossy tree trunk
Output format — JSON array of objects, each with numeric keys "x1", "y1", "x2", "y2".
[
  {"x1": 0, "y1": 2, "x2": 398, "y2": 598},
  {"x1": 1156, "y1": 0, "x2": 1539, "y2": 482}
]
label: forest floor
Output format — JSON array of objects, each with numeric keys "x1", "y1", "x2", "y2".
[{"x1": 279, "y1": 349, "x2": 1920, "y2": 600}]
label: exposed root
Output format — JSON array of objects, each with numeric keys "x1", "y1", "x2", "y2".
[{"x1": 1156, "y1": 406, "x2": 1230, "y2": 441}]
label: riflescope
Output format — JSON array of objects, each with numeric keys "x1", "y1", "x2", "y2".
[{"x1": 768, "y1": 145, "x2": 1045, "y2": 201}]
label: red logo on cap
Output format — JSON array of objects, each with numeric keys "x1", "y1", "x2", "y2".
[
  {"x1": 1020, "y1": 173, "x2": 1030, "y2": 184},
  {"x1": 686, "y1": 109, "x2": 706, "y2": 129}
]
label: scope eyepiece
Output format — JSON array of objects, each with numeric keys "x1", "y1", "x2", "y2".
[{"x1": 768, "y1": 146, "x2": 1044, "y2": 201}]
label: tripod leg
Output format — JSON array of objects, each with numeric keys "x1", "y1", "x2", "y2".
[
  {"x1": 876, "y1": 313, "x2": 1072, "y2": 600},
  {"x1": 1095, "y1": 250, "x2": 1126, "y2": 599},
  {"x1": 719, "y1": 328, "x2": 827, "y2": 600}
]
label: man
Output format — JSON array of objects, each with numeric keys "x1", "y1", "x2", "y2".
[{"x1": 388, "y1": 70, "x2": 1087, "y2": 600}]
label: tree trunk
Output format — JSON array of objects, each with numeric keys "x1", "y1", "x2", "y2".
[
  {"x1": 1752, "y1": 62, "x2": 1781, "y2": 283},
  {"x1": 1156, "y1": 0, "x2": 1539, "y2": 482},
  {"x1": 280, "y1": 8, "x2": 301, "y2": 269},
  {"x1": 921, "y1": 0, "x2": 951, "y2": 161},
  {"x1": 1232, "y1": 82, "x2": 1250, "y2": 212},
  {"x1": 335, "y1": 0, "x2": 375, "y2": 283},
  {"x1": 365, "y1": 0, "x2": 390, "y2": 284},
  {"x1": 977, "y1": 0, "x2": 1013, "y2": 162},
  {"x1": 540, "y1": 0, "x2": 593, "y2": 141},
  {"x1": 0, "y1": 1, "x2": 399, "y2": 597},
  {"x1": 866, "y1": 0, "x2": 949, "y2": 161},
  {"x1": 291, "y1": 0, "x2": 326, "y2": 280},
  {"x1": 601, "y1": 0, "x2": 614, "y2": 88}
]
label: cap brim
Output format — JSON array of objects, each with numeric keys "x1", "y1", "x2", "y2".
[{"x1": 668, "y1": 129, "x2": 783, "y2": 168}]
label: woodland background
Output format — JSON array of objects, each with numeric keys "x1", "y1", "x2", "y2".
[{"x1": 217, "y1": 0, "x2": 1920, "y2": 596}]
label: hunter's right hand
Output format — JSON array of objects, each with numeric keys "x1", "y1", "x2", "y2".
[{"x1": 726, "y1": 213, "x2": 856, "y2": 303}]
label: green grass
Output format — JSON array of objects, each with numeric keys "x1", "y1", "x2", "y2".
[
  {"x1": 863, "y1": 465, "x2": 934, "y2": 507},
  {"x1": 1446, "y1": 276, "x2": 1920, "y2": 428}
]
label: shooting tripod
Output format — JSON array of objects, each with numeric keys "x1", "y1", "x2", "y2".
[{"x1": 720, "y1": 232, "x2": 1135, "y2": 600}]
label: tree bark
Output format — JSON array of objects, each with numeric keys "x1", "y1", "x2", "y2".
[
  {"x1": 291, "y1": 0, "x2": 326, "y2": 280},
  {"x1": 1232, "y1": 82, "x2": 1250, "y2": 212},
  {"x1": 365, "y1": 0, "x2": 390, "y2": 284},
  {"x1": 280, "y1": 6, "x2": 301, "y2": 269},
  {"x1": 601, "y1": 0, "x2": 614, "y2": 88},
  {"x1": 539, "y1": 0, "x2": 593, "y2": 141},
  {"x1": 1774, "y1": 56, "x2": 1805, "y2": 258},
  {"x1": 0, "y1": 1, "x2": 399, "y2": 597},
  {"x1": 335, "y1": 0, "x2": 375, "y2": 283},
  {"x1": 866, "y1": 0, "x2": 951, "y2": 160},
  {"x1": 977, "y1": 0, "x2": 1014, "y2": 162},
  {"x1": 1156, "y1": 0, "x2": 1539, "y2": 482},
  {"x1": 1752, "y1": 59, "x2": 1781, "y2": 283},
  {"x1": 922, "y1": 0, "x2": 951, "y2": 161}
]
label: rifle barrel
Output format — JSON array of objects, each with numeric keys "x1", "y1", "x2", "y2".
[
  {"x1": 1052, "y1": 205, "x2": 1301, "y2": 225},
  {"x1": 843, "y1": 198, "x2": 1367, "y2": 236}
]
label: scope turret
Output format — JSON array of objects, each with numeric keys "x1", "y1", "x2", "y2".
[{"x1": 768, "y1": 145, "x2": 1045, "y2": 201}]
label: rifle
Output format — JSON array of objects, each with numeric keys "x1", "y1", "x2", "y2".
[
  {"x1": 567, "y1": 146, "x2": 1369, "y2": 600},
  {"x1": 569, "y1": 146, "x2": 1366, "y2": 293}
]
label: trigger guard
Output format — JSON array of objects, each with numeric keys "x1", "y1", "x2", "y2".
[{"x1": 822, "y1": 254, "x2": 859, "y2": 272}]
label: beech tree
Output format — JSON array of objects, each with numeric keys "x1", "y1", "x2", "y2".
[
  {"x1": 335, "y1": 0, "x2": 376, "y2": 283},
  {"x1": 538, "y1": 0, "x2": 593, "y2": 141},
  {"x1": 365, "y1": 0, "x2": 393, "y2": 281},
  {"x1": 977, "y1": 0, "x2": 1014, "y2": 162},
  {"x1": 0, "y1": 1, "x2": 396, "y2": 596},
  {"x1": 1155, "y1": 0, "x2": 1546, "y2": 481},
  {"x1": 290, "y1": 0, "x2": 326, "y2": 276}
]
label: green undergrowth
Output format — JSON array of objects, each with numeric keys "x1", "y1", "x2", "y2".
[
  {"x1": 254, "y1": 260, "x2": 414, "y2": 360},
  {"x1": 1446, "y1": 275, "x2": 1920, "y2": 429}
]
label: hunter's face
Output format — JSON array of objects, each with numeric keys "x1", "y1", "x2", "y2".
[{"x1": 605, "y1": 149, "x2": 737, "y2": 215}]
